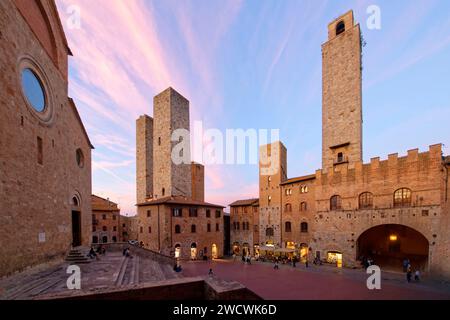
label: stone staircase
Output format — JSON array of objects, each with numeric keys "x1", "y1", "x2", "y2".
[
  {"x1": 65, "y1": 248, "x2": 90, "y2": 264},
  {"x1": 114, "y1": 254, "x2": 180, "y2": 287}
]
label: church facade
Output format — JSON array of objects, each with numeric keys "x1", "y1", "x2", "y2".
[{"x1": 0, "y1": 0, "x2": 93, "y2": 277}]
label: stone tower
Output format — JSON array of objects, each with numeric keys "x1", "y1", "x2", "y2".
[
  {"x1": 258, "y1": 141, "x2": 287, "y2": 247},
  {"x1": 136, "y1": 115, "x2": 153, "y2": 203},
  {"x1": 191, "y1": 162, "x2": 205, "y2": 202},
  {"x1": 153, "y1": 87, "x2": 192, "y2": 199},
  {"x1": 322, "y1": 10, "x2": 362, "y2": 170}
]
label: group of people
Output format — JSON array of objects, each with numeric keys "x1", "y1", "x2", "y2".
[
  {"x1": 88, "y1": 245, "x2": 106, "y2": 260},
  {"x1": 361, "y1": 256, "x2": 375, "y2": 270},
  {"x1": 403, "y1": 258, "x2": 421, "y2": 283}
]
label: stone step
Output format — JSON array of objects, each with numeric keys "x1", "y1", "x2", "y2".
[{"x1": 114, "y1": 257, "x2": 129, "y2": 287}]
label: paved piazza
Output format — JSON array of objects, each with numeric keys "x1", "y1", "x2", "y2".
[{"x1": 182, "y1": 259, "x2": 450, "y2": 300}]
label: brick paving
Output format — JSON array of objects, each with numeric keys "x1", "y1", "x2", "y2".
[
  {"x1": 181, "y1": 259, "x2": 450, "y2": 300},
  {"x1": 0, "y1": 251, "x2": 180, "y2": 300}
]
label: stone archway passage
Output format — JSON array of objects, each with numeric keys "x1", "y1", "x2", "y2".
[{"x1": 357, "y1": 224, "x2": 429, "y2": 272}]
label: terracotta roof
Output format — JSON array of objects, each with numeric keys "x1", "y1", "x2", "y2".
[
  {"x1": 280, "y1": 174, "x2": 316, "y2": 185},
  {"x1": 92, "y1": 194, "x2": 118, "y2": 205},
  {"x1": 136, "y1": 196, "x2": 225, "y2": 208},
  {"x1": 229, "y1": 198, "x2": 259, "y2": 207}
]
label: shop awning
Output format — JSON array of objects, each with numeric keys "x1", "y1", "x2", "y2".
[{"x1": 259, "y1": 245, "x2": 277, "y2": 251}]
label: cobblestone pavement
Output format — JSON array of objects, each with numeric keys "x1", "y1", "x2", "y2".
[
  {"x1": 0, "y1": 251, "x2": 180, "y2": 300},
  {"x1": 181, "y1": 258, "x2": 450, "y2": 300}
]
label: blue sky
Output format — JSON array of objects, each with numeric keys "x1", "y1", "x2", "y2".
[{"x1": 56, "y1": 0, "x2": 450, "y2": 214}]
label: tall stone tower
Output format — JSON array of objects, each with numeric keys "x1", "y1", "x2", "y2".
[
  {"x1": 191, "y1": 162, "x2": 205, "y2": 202},
  {"x1": 136, "y1": 115, "x2": 153, "y2": 203},
  {"x1": 258, "y1": 141, "x2": 287, "y2": 247},
  {"x1": 153, "y1": 87, "x2": 192, "y2": 199},
  {"x1": 322, "y1": 10, "x2": 362, "y2": 170}
]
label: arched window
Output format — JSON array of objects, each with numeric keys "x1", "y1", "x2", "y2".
[
  {"x1": 330, "y1": 195, "x2": 342, "y2": 211},
  {"x1": 162, "y1": 188, "x2": 165, "y2": 196},
  {"x1": 285, "y1": 221, "x2": 292, "y2": 232},
  {"x1": 102, "y1": 226, "x2": 107, "y2": 231},
  {"x1": 191, "y1": 224, "x2": 196, "y2": 233},
  {"x1": 300, "y1": 202, "x2": 307, "y2": 211},
  {"x1": 359, "y1": 192, "x2": 373, "y2": 209},
  {"x1": 72, "y1": 196, "x2": 79, "y2": 207},
  {"x1": 301, "y1": 222, "x2": 308, "y2": 233},
  {"x1": 237, "y1": 222, "x2": 240, "y2": 230},
  {"x1": 92, "y1": 236, "x2": 98, "y2": 244},
  {"x1": 266, "y1": 228, "x2": 274, "y2": 237},
  {"x1": 76, "y1": 148, "x2": 84, "y2": 168},
  {"x1": 285, "y1": 203, "x2": 292, "y2": 212},
  {"x1": 175, "y1": 225, "x2": 181, "y2": 234},
  {"x1": 336, "y1": 21, "x2": 345, "y2": 35},
  {"x1": 112, "y1": 236, "x2": 117, "y2": 242},
  {"x1": 394, "y1": 188, "x2": 412, "y2": 207}
]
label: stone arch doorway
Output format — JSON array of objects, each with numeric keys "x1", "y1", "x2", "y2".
[
  {"x1": 71, "y1": 195, "x2": 82, "y2": 247},
  {"x1": 357, "y1": 224, "x2": 429, "y2": 272}
]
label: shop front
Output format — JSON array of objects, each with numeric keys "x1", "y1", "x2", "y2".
[
  {"x1": 327, "y1": 251, "x2": 343, "y2": 268},
  {"x1": 211, "y1": 243, "x2": 218, "y2": 259},
  {"x1": 232, "y1": 242, "x2": 240, "y2": 255},
  {"x1": 190, "y1": 243, "x2": 197, "y2": 260},
  {"x1": 254, "y1": 245, "x2": 260, "y2": 259}
]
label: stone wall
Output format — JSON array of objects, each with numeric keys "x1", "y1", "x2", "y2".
[
  {"x1": 153, "y1": 88, "x2": 192, "y2": 199},
  {"x1": 191, "y1": 162, "x2": 205, "y2": 202},
  {"x1": 322, "y1": 10, "x2": 362, "y2": 169},
  {"x1": 137, "y1": 203, "x2": 224, "y2": 260},
  {"x1": 230, "y1": 205, "x2": 257, "y2": 255},
  {"x1": 280, "y1": 178, "x2": 316, "y2": 250},
  {"x1": 38, "y1": 276, "x2": 262, "y2": 300},
  {"x1": 258, "y1": 142, "x2": 287, "y2": 247},
  {"x1": 0, "y1": 0, "x2": 92, "y2": 277},
  {"x1": 136, "y1": 115, "x2": 153, "y2": 203},
  {"x1": 91, "y1": 195, "x2": 120, "y2": 243}
]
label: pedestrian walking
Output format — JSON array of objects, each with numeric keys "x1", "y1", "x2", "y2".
[
  {"x1": 406, "y1": 264, "x2": 412, "y2": 283},
  {"x1": 415, "y1": 270, "x2": 421, "y2": 282},
  {"x1": 274, "y1": 258, "x2": 279, "y2": 270},
  {"x1": 292, "y1": 256, "x2": 297, "y2": 268}
]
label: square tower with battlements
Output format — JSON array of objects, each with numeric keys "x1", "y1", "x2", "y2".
[
  {"x1": 322, "y1": 10, "x2": 362, "y2": 170},
  {"x1": 153, "y1": 87, "x2": 192, "y2": 199}
]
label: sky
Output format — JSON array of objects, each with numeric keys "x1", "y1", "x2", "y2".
[{"x1": 55, "y1": 0, "x2": 450, "y2": 216}]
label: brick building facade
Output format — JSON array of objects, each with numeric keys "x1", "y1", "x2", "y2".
[
  {"x1": 91, "y1": 195, "x2": 120, "y2": 244},
  {"x1": 0, "y1": 0, "x2": 93, "y2": 277},
  {"x1": 136, "y1": 88, "x2": 224, "y2": 260},
  {"x1": 230, "y1": 11, "x2": 450, "y2": 276},
  {"x1": 229, "y1": 199, "x2": 259, "y2": 257}
]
